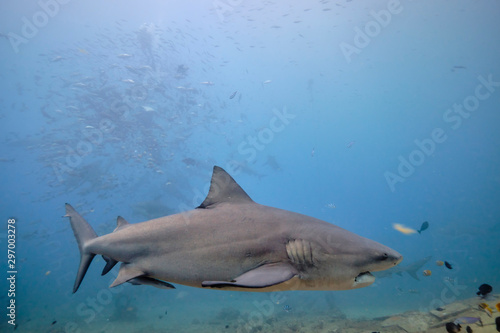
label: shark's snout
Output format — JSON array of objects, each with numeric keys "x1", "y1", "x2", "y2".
[
  {"x1": 367, "y1": 247, "x2": 403, "y2": 273},
  {"x1": 394, "y1": 253, "x2": 403, "y2": 265},
  {"x1": 388, "y1": 250, "x2": 403, "y2": 266},
  {"x1": 352, "y1": 250, "x2": 402, "y2": 289},
  {"x1": 379, "y1": 251, "x2": 403, "y2": 265}
]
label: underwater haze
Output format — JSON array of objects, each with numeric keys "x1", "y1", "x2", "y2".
[{"x1": 1, "y1": 0, "x2": 499, "y2": 332}]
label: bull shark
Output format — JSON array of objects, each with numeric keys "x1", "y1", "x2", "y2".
[{"x1": 66, "y1": 166, "x2": 402, "y2": 293}]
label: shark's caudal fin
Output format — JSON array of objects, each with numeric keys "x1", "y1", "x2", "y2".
[{"x1": 65, "y1": 203, "x2": 98, "y2": 293}]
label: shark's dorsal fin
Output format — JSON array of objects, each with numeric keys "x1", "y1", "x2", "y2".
[{"x1": 198, "y1": 166, "x2": 254, "y2": 208}]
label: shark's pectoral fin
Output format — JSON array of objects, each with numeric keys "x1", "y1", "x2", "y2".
[
  {"x1": 202, "y1": 262, "x2": 298, "y2": 289},
  {"x1": 128, "y1": 277, "x2": 175, "y2": 289},
  {"x1": 110, "y1": 264, "x2": 144, "y2": 288}
]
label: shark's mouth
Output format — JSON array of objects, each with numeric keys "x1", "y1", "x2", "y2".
[{"x1": 354, "y1": 271, "x2": 375, "y2": 285}]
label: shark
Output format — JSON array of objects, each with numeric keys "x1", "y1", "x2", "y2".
[
  {"x1": 65, "y1": 166, "x2": 402, "y2": 293},
  {"x1": 373, "y1": 256, "x2": 432, "y2": 281}
]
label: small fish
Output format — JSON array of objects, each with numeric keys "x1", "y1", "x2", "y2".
[
  {"x1": 496, "y1": 303, "x2": 500, "y2": 312},
  {"x1": 200, "y1": 81, "x2": 214, "y2": 85},
  {"x1": 444, "y1": 261, "x2": 453, "y2": 269},
  {"x1": 454, "y1": 317, "x2": 482, "y2": 325},
  {"x1": 229, "y1": 91, "x2": 237, "y2": 99},
  {"x1": 45, "y1": 271, "x2": 51, "y2": 276},
  {"x1": 423, "y1": 270, "x2": 432, "y2": 277},
  {"x1": 283, "y1": 305, "x2": 292, "y2": 312},
  {"x1": 466, "y1": 326, "x2": 473, "y2": 333},
  {"x1": 393, "y1": 223, "x2": 417, "y2": 235},
  {"x1": 436, "y1": 307, "x2": 445, "y2": 311},
  {"x1": 417, "y1": 221, "x2": 429, "y2": 234},
  {"x1": 445, "y1": 322, "x2": 461, "y2": 333},
  {"x1": 51, "y1": 321, "x2": 57, "y2": 325},
  {"x1": 262, "y1": 79, "x2": 272, "y2": 84},
  {"x1": 436, "y1": 260, "x2": 444, "y2": 266},
  {"x1": 479, "y1": 303, "x2": 493, "y2": 317},
  {"x1": 346, "y1": 141, "x2": 355, "y2": 148},
  {"x1": 477, "y1": 283, "x2": 492, "y2": 297}
]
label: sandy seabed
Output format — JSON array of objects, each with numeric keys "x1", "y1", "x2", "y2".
[{"x1": 5, "y1": 294, "x2": 499, "y2": 333}]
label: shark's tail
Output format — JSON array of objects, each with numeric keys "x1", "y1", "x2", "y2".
[{"x1": 65, "y1": 203, "x2": 98, "y2": 293}]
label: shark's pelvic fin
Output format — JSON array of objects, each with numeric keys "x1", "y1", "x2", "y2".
[
  {"x1": 110, "y1": 263, "x2": 144, "y2": 288},
  {"x1": 197, "y1": 166, "x2": 254, "y2": 209},
  {"x1": 110, "y1": 264, "x2": 176, "y2": 289},
  {"x1": 202, "y1": 262, "x2": 298, "y2": 289},
  {"x1": 65, "y1": 203, "x2": 98, "y2": 293},
  {"x1": 128, "y1": 276, "x2": 176, "y2": 289}
]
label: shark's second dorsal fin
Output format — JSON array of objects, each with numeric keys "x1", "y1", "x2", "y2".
[
  {"x1": 198, "y1": 166, "x2": 254, "y2": 208},
  {"x1": 113, "y1": 216, "x2": 130, "y2": 232}
]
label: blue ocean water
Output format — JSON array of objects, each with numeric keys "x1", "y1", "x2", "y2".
[{"x1": 1, "y1": 0, "x2": 499, "y2": 332}]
